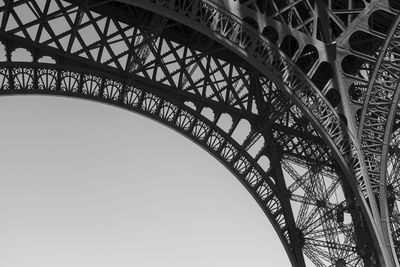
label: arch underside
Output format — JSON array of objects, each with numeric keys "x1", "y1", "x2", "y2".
[
  {"x1": 336, "y1": 2, "x2": 400, "y2": 263},
  {"x1": 357, "y1": 12, "x2": 400, "y2": 263},
  {"x1": 2, "y1": 0, "x2": 400, "y2": 266},
  {"x1": 0, "y1": 62, "x2": 360, "y2": 267}
]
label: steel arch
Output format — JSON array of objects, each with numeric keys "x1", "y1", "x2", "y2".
[
  {"x1": 0, "y1": 60, "x2": 366, "y2": 266},
  {"x1": 358, "y1": 13, "x2": 400, "y2": 265},
  {"x1": 1, "y1": 0, "x2": 400, "y2": 265},
  {"x1": 114, "y1": 0, "x2": 395, "y2": 264},
  {"x1": 0, "y1": 61, "x2": 305, "y2": 265}
]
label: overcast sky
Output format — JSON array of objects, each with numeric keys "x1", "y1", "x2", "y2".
[{"x1": 0, "y1": 95, "x2": 291, "y2": 267}]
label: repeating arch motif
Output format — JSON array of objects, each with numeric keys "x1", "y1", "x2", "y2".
[
  {"x1": 2, "y1": 0, "x2": 400, "y2": 265},
  {"x1": 121, "y1": 0, "x2": 392, "y2": 263},
  {"x1": 0, "y1": 62, "x2": 363, "y2": 267},
  {"x1": 0, "y1": 0, "x2": 365, "y2": 206},
  {"x1": 1, "y1": 0, "x2": 361, "y2": 197},
  {"x1": 0, "y1": 62, "x2": 296, "y2": 262}
]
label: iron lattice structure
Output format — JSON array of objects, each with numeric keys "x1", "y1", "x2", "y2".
[{"x1": 2, "y1": 0, "x2": 400, "y2": 266}]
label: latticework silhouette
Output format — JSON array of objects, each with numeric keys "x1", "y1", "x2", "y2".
[{"x1": 1, "y1": 0, "x2": 400, "y2": 266}]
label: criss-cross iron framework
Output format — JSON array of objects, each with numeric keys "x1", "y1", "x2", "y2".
[{"x1": 2, "y1": 0, "x2": 400, "y2": 266}]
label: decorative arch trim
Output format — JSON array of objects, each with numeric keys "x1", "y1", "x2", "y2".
[
  {"x1": 0, "y1": 61, "x2": 301, "y2": 264},
  {"x1": 117, "y1": 0, "x2": 387, "y2": 262}
]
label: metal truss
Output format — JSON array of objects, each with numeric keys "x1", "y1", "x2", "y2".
[
  {"x1": 1, "y1": 0, "x2": 400, "y2": 266},
  {"x1": 358, "y1": 12, "x2": 400, "y2": 264}
]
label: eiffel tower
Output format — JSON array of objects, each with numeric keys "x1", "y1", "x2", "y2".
[{"x1": 2, "y1": 0, "x2": 400, "y2": 266}]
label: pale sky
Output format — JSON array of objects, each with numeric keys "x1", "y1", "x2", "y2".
[{"x1": 0, "y1": 96, "x2": 291, "y2": 267}]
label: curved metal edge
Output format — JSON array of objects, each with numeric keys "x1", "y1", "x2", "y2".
[
  {"x1": 358, "y1": 11, "x2": 400, "y2": 267},
  {"x1": 0, "y1": 62, "x2": 304, "y2": 267},
  {"x1": 380, "y1": 81, "x2": 400, "y2": 266},
  {"x1": 115, "y1": 0, "x2": 390, "y2": 264}
]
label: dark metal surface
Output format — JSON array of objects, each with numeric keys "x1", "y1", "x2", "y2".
[{"x1": 1, "y1": 0, "x2": 400, "y2": 266}]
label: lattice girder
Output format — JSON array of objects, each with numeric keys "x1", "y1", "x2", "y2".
[
  {"x1": 332, "y1": 0, "x2": 400, "y2": 263},
  {"x1": 0, "y1": 31, "x2": 361, "y2": 266},
  {"x1": 356, "y1": 11, "x2": 400, "y2": 266},
  {"x1": 0, "y1": 59, "x2": 363, "y2": 266},
  {"x1": 0, "y1": 60, "x2": 308, "y2": 263},
  {"x1": 0, "y1": 2, "x2": 357, "y2": 266},
  {"x1": 2, "y1": 0, "x2": 400, "y2": 266},
  {"x1": 0, "y1": 0, "x2": 334, "y2": 179},
  {"x1": 0, "y1": 0, "x2": 368, "y2": 205},
  {"x1": 115, "y1": 1, "x2": 397, "y2": 265},
  {"x1": 3, "y1": 1, "x2": 378, "y2": 266}
]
